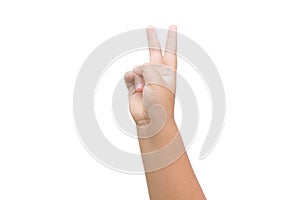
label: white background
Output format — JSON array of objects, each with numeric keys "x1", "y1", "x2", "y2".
[{"x1": 1, "y1": 0, "x2": 300, "y2": 199}]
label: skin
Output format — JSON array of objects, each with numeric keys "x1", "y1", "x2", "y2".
[{"x1": 124, "y1": 25, "x2": 206, "y2": 200}]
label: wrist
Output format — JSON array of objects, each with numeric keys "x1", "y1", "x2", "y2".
[
  {"x1": 137, "y1": 118, "x2": 179, "y2": 153},
  {"x1": 136, "y1": 117, "x2": 176, "y2": 136}
]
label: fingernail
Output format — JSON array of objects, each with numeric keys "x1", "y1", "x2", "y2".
[
  {"x1": 170, "y1": 25, "x2": 177, "y2": 31},
  {"x1": 136, "y1": 83, "x2": 143, "y2": 91}
]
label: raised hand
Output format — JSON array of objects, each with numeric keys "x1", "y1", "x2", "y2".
[
  {"x1": 124, "y1": 25, "x2": 206, "y2": 200},
  {"x1": 124, "y1": 25, "x2": 177, "y2": 127}
]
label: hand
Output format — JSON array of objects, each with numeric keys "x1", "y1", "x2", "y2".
[
  {"x1": 124, "y1": 26, "x2": 206, "y2": 200},
  {"x1": 124, "y1": 25, "x2": 177, "y2": 127}
]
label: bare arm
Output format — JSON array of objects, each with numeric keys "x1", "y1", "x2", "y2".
[
  {"x1": 138, "y1": 120, "x2": 206, "y2": 200},
  {"x1": 124, "y1": 25, "x2": 206, "y2": 200}
]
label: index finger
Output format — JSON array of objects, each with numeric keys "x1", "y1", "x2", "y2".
[
  {"x1": 163, "y1": 25, "x2": 177, "y2": 69},
  {"x1": 147, "y1": 26, "x2": 163, "y2": 64}
]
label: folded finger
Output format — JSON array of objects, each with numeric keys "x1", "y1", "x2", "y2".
[{"x1": 124, "y1": 71, "x2": 135, "y2": 95}]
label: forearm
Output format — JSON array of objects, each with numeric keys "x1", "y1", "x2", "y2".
[
  {"x1": 125, "y1": 25, "x2": 206, "y2": 199},
  {"x1": 137, "y1": 120, "x2": 206, "y2": 200}
]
